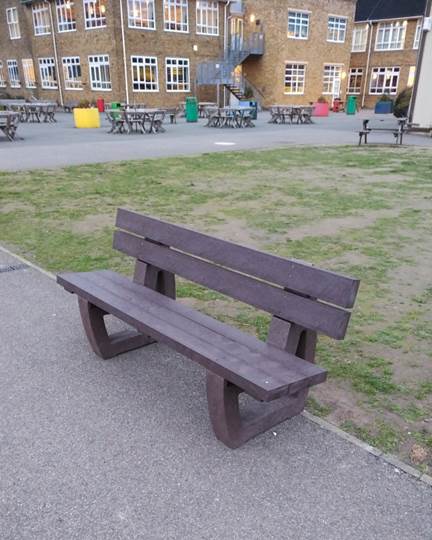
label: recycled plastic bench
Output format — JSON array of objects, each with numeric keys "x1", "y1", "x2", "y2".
[
  {"x1": 359, "y1": 118, "x2": 406, "y2": 145},
  {"x1": 57, "y1": 209, "x2": 360, "y2": 448}
]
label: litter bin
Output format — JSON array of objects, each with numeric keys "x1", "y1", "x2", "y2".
[
  {"x1": 239, "y1": 100, "x2": 258, "y2": 120},
  {"x1": 96, "y1": 98, "x2": 105, "y2": 113},
  {"x1": 110, "y1": 101, "x2": 122, "y2": 119},
  {"x1": 185, "y1": 97, "x2": 198, "y2": 122},
  {"x1": 346, "y1": 95, "x2": 357, "y2": 115}
]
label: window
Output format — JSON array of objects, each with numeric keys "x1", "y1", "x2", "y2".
[
  {"x1": 375, "y1": 22, "x2": 406, "y2": 51},
  {"x1": 128, "y1": 0, "x2": 155, "y2": 29},
  {"x1": 407, "y1": 66, "x2": 416, "y2": 88},
  {"x1": 327, "y1": 16, "x2": 347, "y2": 43},
  {"x1": 352, "y1": 24, "x2": 368, "y2": 52},
  {"x1": 165, "y1": 57, "x2": 190, "y2": 91},
  {"x1": 0, "y1": 62, "x2": 6, "y2": 87},
  {"x1": 287, "y1": 10, "x2": 309, "y2": 39},
  {"x1": 348, "y1": 68, "x2": 363, "y2": 94},
  {"x1": 7, "y1": 60, "x2": 21, "y2": 88},
  {"x1": 6, "y1": 7, "x2": 21, "y2": 39},
  {"x1": 39, "y1": 58, "x2": 57, "y2": 88},
  {"x1": 62, "y1": 57, "x2": 82, "y2": 89},
  {"x1": 164, "y1": 0, "x2": 188, "y2": 32},
  {"x1": 131, "y1": 56, "x2": 158, "y2": 91},
  {"x1": 413, "y1": 20, "x2": 422, "y2": 49},
  {"x1": 32, "y1": 2, "x2": 51, "y2": 35},
  {"x1": 323, "y1": 64, "x2": 342, "y2": 95},
  {"x1": 196, "y1": 1, "x2": 218, "y2": 35},
  {"x1": 84, "y1": 0, "x2": 107, "y2": 29},
  {"x1": 89, "y1": 55, "x2": 111, "y2": 90},
  {"x1": 284, "y1": 63, "x2": 306, "y2": 94},
  {"x1": 22, "y1": 59, "x2": 36, "y2": 88},
  {"x1": 369, "y1": 67, "x2": 400, "y2": 95},
  {"x1": 56, "y1": 0, "x2": 76, "y2": 32}
]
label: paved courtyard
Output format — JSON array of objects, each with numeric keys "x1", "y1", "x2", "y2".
[{"x1": 1, "y1": 110, "x2": 431, "y2": 171}]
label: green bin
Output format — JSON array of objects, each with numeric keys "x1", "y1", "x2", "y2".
[
  {"x1": 110, "y1": 101, "x2": 122, "y2": 119},
  {"x1": 346, "y1": 95, "x2": 357, "y2": 115},
  {"x1": 185, "y1": 97, "x2": 198, "y2": 123}
]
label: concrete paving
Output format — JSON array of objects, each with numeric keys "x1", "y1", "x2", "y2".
[
  {"x1": 1, "y1": 110, "x2": 431, "y2": 171},
  {"x1": 1, "y1": 248, "x2": 431, "y2": 539}
]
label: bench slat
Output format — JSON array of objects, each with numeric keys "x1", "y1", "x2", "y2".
[
  {"x1": 115, "y1": 208, "x2": 359, "y2": 308},
  {"x1": 113, "y1": 230, "x2": 351, "y2": 340},
  {"x1": 58, "y1": 270, "x2": 326, "y2": 402}
]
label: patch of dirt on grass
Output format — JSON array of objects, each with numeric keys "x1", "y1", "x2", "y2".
[
  {"x1": 0, "y1": 202, "x2": 31, "y2": 214},
  {"x1": 70, "y1": 213, "x2": 113, "y2": 234}
]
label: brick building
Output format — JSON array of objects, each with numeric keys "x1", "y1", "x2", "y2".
[{"x1": 349, "y1": 0, "x2": 428, "y2": 108}]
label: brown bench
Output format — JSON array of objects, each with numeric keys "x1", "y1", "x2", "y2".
[{"x1": 57, "y1": 209, "x2": 360, "y2": 449}]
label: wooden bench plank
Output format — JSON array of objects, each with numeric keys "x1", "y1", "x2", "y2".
[
  {"x1": 113, "y1": 230, "x2": 351, "y2": 340},
  {"x1": 58, "y1": 270, "x2": 327, "y2": 402},
  {"x1": 115, "y1": 209, "x2": 359, "y2": 308}
]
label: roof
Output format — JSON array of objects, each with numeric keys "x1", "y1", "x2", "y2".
[{"x1": 355, "y1": 0, "x2": 428, "y2": 21}]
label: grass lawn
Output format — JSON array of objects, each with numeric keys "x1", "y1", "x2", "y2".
[{"x1": 1, "y1": 145, "x2": 432, "y2": 470}]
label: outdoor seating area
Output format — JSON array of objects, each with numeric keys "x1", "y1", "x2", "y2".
[
  {"x1": 205, "y1": 107, "x2": 255, "y2": 128},
  {"x1": 106, "y1": 108, "x2": 166, "y2": 135},
  {"x1": 0, "y1": 99, "x2": 57, "y2": 123},
  {"x1": 0, "y1": 111, "x2": 20, "y2": 141},
  {"x1": 269, "y1": 105, "x2": 314, "y2": 125},
  {"x1": 358, "y1": 117, "x2": 407, "y2": 145}
]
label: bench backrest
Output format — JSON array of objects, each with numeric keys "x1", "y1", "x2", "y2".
[{"x1": 113, "y1": 209, "x2": 360, "y2": 340}]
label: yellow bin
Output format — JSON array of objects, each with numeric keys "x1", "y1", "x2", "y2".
[{"x1": 73, "y1": 108, "x2": 101, "y2": 128}]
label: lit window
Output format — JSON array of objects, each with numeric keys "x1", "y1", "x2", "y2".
[
  {"x1": 348, "y1": 68, "x2": 363, "y2": 94},
  {"x1": 164, "y1": 0, "x2": 188, "y2": 33},
  {"x1": 287, "y1": 10, "x2": 309, "y2": 39},
  {"x1": 56, "y1": 0, "x2": 76, "y2": 32},
  {"x1": 284, "y1": 63, "x2": 306, "y2": 94},
  {"x1": 32, "y1": 2, "x2": 51, "y2": 35},
  {"x1": 84, "y1": 0, "x2": 107, "y2": 29},
  {"x1": 323, "y1": 64, "x2": 342, "y2": 95},
  {"x1": 0, "y1": 62, "x2": 6, "y2": 87},
  {"x1": 39, "y1": 58, "x2": 57, "y2": 89},
  {"x1": 131, "y1": 56, "x2": 158, "y2": 91},
  {"x1": 327, "y1": 16, "x2": 347, "y2": 43},
  {"x1": 6, "y1": 7, "x2": 21, "y2": 39},
  {"x1": 62, "y1": 57, "x2": 82, "y2": 89},
  {"x1": 128, "y1": 0, "x2": 155, "y2": 29},
  {"x1": 22, "y1": 59, "x2": 37, "y2": 88},
  {"x1": 89, "y1": 55, "x2": 111, "y2": 90},
  {"x1": 352, "y1": 25, "x2": 368, "y2": 52},
  {"x1": 7, "y1": 59, "x2": 21, "y2": 88},
  {"x1": 413, "y1": 20, "x2": 422, "y2": 49},
  {"x1": 375, "y1": 22, "x2": 406, "y2": 51},
  {"x1": 407, "y1": 66, "x2": 416, "y2": 88},
  {"x1": 165, "y1": 57, "x2": 190, "y2": 91},
  {"x1": 369, "y1": 67, "x2": 400, "y2": 95},
  {"x1": 196, "y1": 1, "x2": 218, "y2": 35}
]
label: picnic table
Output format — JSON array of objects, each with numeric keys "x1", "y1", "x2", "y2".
[
  {"x1": 269, "y1": 105, "x2": 314, "y2": 125},
  {"x1": 198, "y1": 102, "x2": 217, "y2": 118},
  {"x1": 205, "y1": 107, "x2": 255, "y2": 128},
  {"x1": 0, "y1": 101, "x2": 57, "y2": 123},
  {"x1": 106, "y1": 108, "x2": 166, "y2": 134},
  {"x1": 0, "y1": 111, "x2": 20, "y2": 141},
  {"x1": 359, "y1": 118, "x2": 407, "y2": 145}
]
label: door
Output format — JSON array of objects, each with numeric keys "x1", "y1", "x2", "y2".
[{"x1": 230, "y1": 17, "x2": 244, "y2": 51}]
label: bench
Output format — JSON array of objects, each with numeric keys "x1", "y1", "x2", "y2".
[
  {"x1": 359, "y1": 118, "x2": 406, "y2": 145},
  {"x1": 0, "y1": 113, "x2": 20, "y2": 141},
  {"x1": 57, "y1": 209, "x2": 360, "y2": 448}
]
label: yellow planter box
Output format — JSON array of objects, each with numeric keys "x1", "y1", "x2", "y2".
[{"x1": 73, "y1": 108, "x2": 101, "y2": 129}]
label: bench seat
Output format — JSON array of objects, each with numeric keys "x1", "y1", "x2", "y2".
[{"x1": 58, "y1": 269, "x2": 327, "y2": 403}]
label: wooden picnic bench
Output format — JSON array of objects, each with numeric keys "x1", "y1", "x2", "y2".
[
  {"x1": 359, "y1": 118, "x2": 406, "y2": 146},
  {"x1": 57, "y1": 209, "x2": 359, "y2": 448},
  {"x1": 0, "y1": 112, "x2": 20, "y2": 141}
]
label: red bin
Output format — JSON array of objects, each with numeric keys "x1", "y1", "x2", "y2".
[{"x1": 96, "y1": 98, "x2": 105, "y2": 113}]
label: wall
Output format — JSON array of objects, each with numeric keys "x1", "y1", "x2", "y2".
[{"x1": 412, "y1": 17, "x2": 432, "y2": 127}]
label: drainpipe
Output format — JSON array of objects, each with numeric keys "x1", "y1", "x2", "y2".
[
  {"x1": 119, "y1": 0, "x2": 130, "y2": 104},
  {"x1": 361, "y1": 21, "x2": 373, "y2": 109},
  {"x1": 223, "y1": 1, "x2": 232, "y2": 106},
  {"x1": 46, "y1": 0, "x2": 64, "y2": 106}
]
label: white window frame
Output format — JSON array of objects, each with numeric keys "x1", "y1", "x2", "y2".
[
  {"x1": 22, "y1": 59, "x2": 37, "y2": 88},
  {"x1": 352, "y1": 24, "x2": 368, "y2": 52},
  {"x1": 84, "y1": 0, "x2": 107, "y2": 29},
  {"x1": 131, "y1": 56, "x2": 159, "y2": 92},
  {"x1": 165, "y1": 57, "x2": 190, "y2": 92},
  {"x1": 62, "y1": 56, "x2": 82, "y2": 90},
  {"x1": 287, "y1": 10, "x2": 309, "y2": 40},
  {"x1": 0, "y1": 62, "x2": 6, "y2": 87},
  {"x1": 413, "y1": 20, "x2": 422, "y2": 49},
  {"x1": 32, "y1": 2, "x2": 51, "y2": 35},
  {"x1": 196, "y1": 1, "x2": 219, "y2": 36},
  {"x1": 347, "y1": 67, "x2": 363, "y2": 95},
  {"x1": 128, "y1": 0, "x2": 156, "y2": 29},
  {"x1": 6, "y1": 7, "x2": 21, "y2": 40},
  {"x1": 322, "y1": 64, "x2": 343, "y2": 96},
  {"x1": 38, "y1": 57, "x2": 57, "y2": 89},
  {"x1": 284, "y1": 62, "x2": 306, "y2": 95},
  {"x1": 369, "y1": 66, "x2": 400, "y2": 95},
  {"x1": 375, "y1": 22, "x2": 406, "y2": 51},
  {"x1": 327, "y1": 15, "x2": 347, "y2": 43},
  {"x1": 7, "y1": 60, "x2": 21, "y2": 88},
  {"x1": 164, "y1": 0, "x2": 188, "y2": 33},
  {"x1": 56, "y1": 0, "x2": 76, "y2": 32},
  {"x1": 88, "y1": 54, "x2": 111, "y2": 90}
]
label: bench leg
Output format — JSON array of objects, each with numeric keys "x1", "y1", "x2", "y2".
[
  {"x1": 206, "y1": 373, "x2": 308, "y2": 449},
  {"x1": 78, "y1": 297, "x2": 154, "y2": 359}
]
